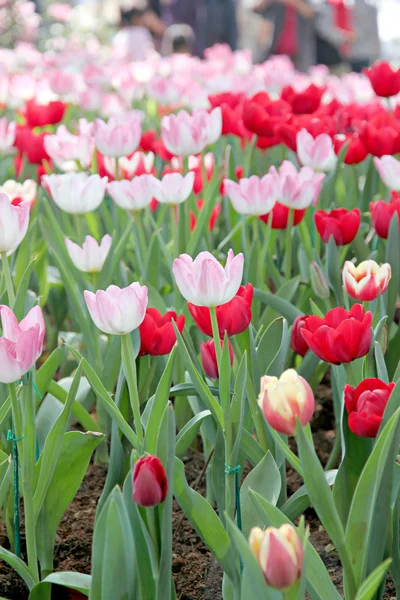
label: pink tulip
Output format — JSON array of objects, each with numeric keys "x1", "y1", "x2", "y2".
[
  {"x1": 0, "y1": 305, "x2": 45, "y2": 384},
  {"x1": 131, "y1": 455, "x2": 168, "y2": 507},
  {"x1": 258, "y1": 369, "x2": 315, "y2": 435},
  {"x1": 224, "y1": 173, "x2": 279, "y2": 216},
  {"x1": 42, "y1": 173, "x2": 107, "y2": 214},
  {"x1": 200, "y1": 339, "x2": 234, "y2": 379},
  {"x1": 65, "y1": 235, "x2": 112, "y2": 273},
  {"x1": 108, "y1": 176, "x2": 154, "y2": 211},
  {"x1": 297, "y1": 129, "x2": 337, "y2": 172},
  {"x1": 44, "y1": 124, "x2": 94, "y2": 170},
  {"x1": 151, "y1": 172, "x2": 194, "y2": 205},
  {"x1": 0, "y1": 180, "x2": 36, "y2": 209},
  {"x1": 84, "y1": 282, "x2": 148, "y2": 335},
  {"x1": 249, "y1": 524, "x2": 303, "y2": 590},
  {"x1": 161, "y1": 107, "x2": 222, "y2": 156},
  {"x1": 343, "y1": 260, "x2": 391, "y2": 302},
  {"x1": 94, "y1": 114, "x2": 141, "y2": 158},
  {"x1": 104, "y1": 152, "x2": 155, "y2": 179},
  {"x1": 173, "y1": 249, "x2": 244, "y2": 307},
  {"x1": 373, "y1": 156, "x2": 400, "y2": 191},
  {"x1": 0, "y1": 117, "x2": 16, "y2": 154},
  {"x1": 0, "y1": 194, "x2": 30, "y2": 254},
  {"x1": 274, "y1": 161, "x2": 325, "y2": 209}
]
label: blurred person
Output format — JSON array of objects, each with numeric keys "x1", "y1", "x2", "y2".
[
  {"x1": 204, "y1": 0, "x2": 238, "y2": 51},
  {"x1": 113, "y1": 0, "x2": 166, "y2": 60},
  {"x1": 161, "y1": 23, "x2": 194, "y2": 54}
]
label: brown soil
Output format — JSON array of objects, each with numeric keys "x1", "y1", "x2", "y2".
[{"x1": 0, "y1": 387, "x2": 395, "y2": 599}]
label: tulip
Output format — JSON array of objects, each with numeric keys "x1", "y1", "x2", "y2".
[
  {"x1": 281, "y1": 84, "x2": 324, "y2": 115},
  {"x1": 223, "y1": 174, "x2": 279, "y2": 216},
  {"x1": 259, "y1": 203, "x2": 306, "y2": 229},
  {"x1": 314, "y1": 208, "x2": 360, "y2": 245},
  {"x1": 0, "y1": 180, "x2": 36, "y2": 208},
  {"x1": 161, "y1": 107, "x2": 222, "y2": 156},
  {"x1": 14, "y1": 127, "x2": 49, "y2": 165},
  {"x1": 249, "y1": 524, "x2": 303, "y2": 590},
  {"x1": 172, "y1": 249, "x2": 244, "y2": 307},
  {"x1": 373, "y1": 155, "x2": 400, "y2": 191},
  {"x1": 65, "y1": 235, "x2": 112, "y2": 273},
  {"x1": 344, "y1": 378, "x2": 395, "y2": 438},
  {"x1": 200, "y1": 339, "x2": 234, "y2": 379},
  {"x1": 333, "y1": 133, "x2": 368, "y2": 165},
  {"x1": 0, "y1": 305, "x2": 45, "y2": 384},
  {"x1": 103, "y1": 152, "x2": 155, "y2": 180},
  {"x1": 242, "y1": 92, "x2": 291, "y2": 140},
  {"x1": 342, "y1": 260, "x2": 391, "y2": 302},
  {"x1": 94, "y1": 115, "x2": 141, "y2": 157},
  {"x1": 364, "y1": 61, "x2": 400, "y2": 98},
  {"x1": 274, "y1": 161, "x2": 325, "y2": 209},
  {"x1": 139, "y1": 309, "x2": 185, "y2": 356},
  {"x1": 131, "y1": 455, "x2": 168, "y2": 507},
  {"x1": 370, "y1": 194, "x2": 400, "y2": 239},
  {"x1": 258, "y1": 369, "x2": 315, "y2": 435},
  {"x1": 296, "y1": 129, "x2": 337, "y2": 172},
  {"x1": 44, "y1": 124, "x2": 94, "y2": 171},
  {"x1": 188, "y1": 284, "x2": 253, "y2": 338},
  {"x1": 310, "y1": 261, "x2": 330, "y2": 299},
  {"x1": 300, "y1": 304, "x2": 372, "y2": 364},
  {"x1": 84, "y1": 282, "x2": 148, "y2": 335},
  {"x1": 361, "y1": 114, "x2": 400, "y2": 157},
  {"x1": 24, "y1": 98, "x2": 66, "y2": 128},
  {"x1": 0, "y1": 194, "x2": 30, "y2": 255},
  {"x1": 291, "y1": 315, "x2": 311, "y2": 358},
  {"x1": 190, "y1": 200, "x2": 221, "y2": 232},
  {"x1": 108, "y1": 176, "x2": 154, "y2": 211},
  {"x1": 42, "y1": 173, "x2": 107, "y2": 215},
  {"x1": 0, "y1": 117, "x2": 16, "y2": 154},
  {"x1": 150, "y1": 172, "x2": 194, "y2": 205}
]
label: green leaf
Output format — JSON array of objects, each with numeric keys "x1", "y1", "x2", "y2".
[
  {"x1": 257, "y1": 317, "x2": 287, "y2": 376},
  {"x1": 0, "y1": 546, "x2": 36, "y2": 591},
  {"x1": 379, "y1": 381, "x2": 400, "y2": 434},
  {"x1": 374, "y1": 341, "x2": 389, "y2": 383},
  {"x1": 29, "y1": 572, "x2": 91, "y2": 599},
  {"x1": 145, "y1": 348, "x2": 176, "y2": 455},
  {"x1": 173, "y1": 457, "x2": 239, "y2": 587},
  {"x1": 385, "y1": 213, "x2": 399, "y2": 322},
  {"x1": 326, "y1": 236, "x2": 343, "y2": 304},
  {"x1": 282, "y1": 470, "x2": 338, "y2": 522},
  {"x1": 240, "y1": 429, "x2": 265, "y2": 466},
  {"x1": 176, "y1": 410, "x2": 211, "y2": 457},
  {"x1": 254, "y1": 288, "x2": 302, "y2": 323},
  {"x1": 354, "y1": 559, "x2": 392, "y2": 600},
  {"x1": 240, "y1": 451, "x2": 281, "y2": 537},
  {"x1": 98, "y1": 220, "x2": 133, "y2": 289},
  {"x1": 13, "y1": 256, "x2": 37, "y2": 320}
]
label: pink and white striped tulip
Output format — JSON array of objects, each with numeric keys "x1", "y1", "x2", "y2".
[
  {"x1": 0, "y1": 117, "x2": 16, "y2": 154},
  {"x1": 297, "y1": 129, "x2": 337, "y2": 172},
  {"x1": 224, "y1": 173, "x2": 279, "y2": 216},
  {"x1": 0, "y1": 305, "x2": 45, "y2": 384},
  {"x1": 151, "y1": 172, "x2": 194, "y2": 205},
  {"x1": 94, "y1": 114, "x2": 141, "y2": 158},
  {"x1": 44, "y1": 123, "x2": 94, "y2": 170},
  {"x1": 249, "y1": 524, "x2": 303, "y2": 590},
  {"x1": 172, "y1": 249, "x2": 244, "y2": 307},
  {"x1": 373, "y1": 155, "x2": 400, "y2": 191},
  {"x1": 108, "y1": 175, "x2": 154, "y2": 211},
  {"x1": 65, "y1": 235, "x2": 112, "y2": 273},
  {"x1": 161, "y1": 107, "x2": 222, "y2": 156},
  {"x1": 274, "y1": 161, "x2": 325, "y2": 209},
  {"x1": 84, "y1": 283, "x2": 148, "y2": 335},
  {"x1": 342, "y1": 260, "x2": 391, "y2": 302},
  {"x1": 0, "y1": 194, "x2": 30, "y2": 254},
  {"x1": 0, "y1": 180, "x2": 36, "y2": 208},
  {"x1": 42, "y1": 173, "x2": 107, "y2": 214},
  {"x1": 104, "y1": 152, "x2": 155, "y2": 179},
  {"x1": 258, "y1": 369, "x2": 315, "y2": 435}
]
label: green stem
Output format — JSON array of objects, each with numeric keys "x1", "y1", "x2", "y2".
[
  {"x1": 259, "y1": 214, "x2": 273, "y2": 285},
  {"x1": 8, "y1": 384, "x2": 22, "y2": 559},
  {"x1": 285, "y1": 209, "x2": 295, "y2": 281},
  {"x1": 8, "y1": 385, "x2": 23, "y2": 454},
  {"x1": 210, "y1": 306, "x2": 222, "y2": 370},
  {"x1": 1, "y1": 253, "x2": 15, "y2": 307},
  {"x1": 133, "y1": 210, "x2": 147, "y2": 274},
  {"x1": 139, "y1": 357, "x2": 157, "y2": 403},
  {"x1": 22, "y1": 376, "x2": 39, "y2": 582},
  {"x1": 252, "y1": 217, "x2": 259, "y2": 245},
  {"x1": 74, "y1": 215, "x2": 84, "y2": 244},
  {"x1": 115, "y1": 156, "x2": 120, "y2": 180},
  {"x1": 121, "y1": 334, "x2": 144, "y2": 447}
]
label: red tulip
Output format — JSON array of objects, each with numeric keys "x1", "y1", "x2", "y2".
[
  {"x1": 344, "y1": 378, "x2": 395, "y2": 437},
  {"x1": 259, "y1": 202, "x2": 306, "y2": 230},
  {"x1": 300, "y1": 304, "x2": 372, "y2": 364},
  {"x1": 314, "y1": 208, "x2": 360, "y2": 245},
  {"x1": 243, "y1": 92, "x2": 291, "y2": 139},
  {"x1": 24, "y1": 99, "x2": 66, "y2": 128},
  {"x1": 281, "y1": 84, "x2": 324, "y2": 115},
  {"x1": 188, "y1": 284, "x2": 253, "y2": 338},
  {"x1": 370, "y1": 193, "x2": 400, "y2": 239},
  {"x1": 333, "y1": 134, "x2": 368, "y2": 165},
  {"x1": 139, "y1": 308, "x2": 185, "y2": 356},
  {"x1": 139, "y1": 130, "x2": 157, "y2": 153},
  {"x1": 208, "y1": 92, "x2": 244, "y2": 110},
  {"x1": 14, "y1": 126, "x2": 50, "y2": 165},
  {"x1": 200, "y1": 339, "x2": 234, "y2": 379},
  {"x1": 132, "y1": 455, "x2": 168, "y2": 507},
  {"x1": 364, "y1": 61, "x2": 400, "y2": 98},
  {"x1": 291, "y1": 315, "x2": 311, "y2": 357},
  {"x1": 360, "y1": 114, "x2": 400, "y2": 157}
]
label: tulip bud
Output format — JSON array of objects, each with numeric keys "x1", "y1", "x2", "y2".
[
  {"x1": 291, "y1": 315, "x2": 310, "y2": 357},
  {"x1": 258, "y1": 369, "x2": 314, "y2": 435},
  {"x1": 310, "y1": 261, "x2": 330, "y2": 299},
  {"x1": 342, "y1": 260, "x2": 391, "y2": 302},
  {"x1": 200, "y1": 339, "x2": 234, "y2": 379},
  {"x1": 249, "y1": 524, "x2": 303, "y2": 590},
  {"x1": 132, "y1": 455, "x2": 168, "y2": 507}
]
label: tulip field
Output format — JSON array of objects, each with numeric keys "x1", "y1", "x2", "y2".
[{"x1": 0, "y1": 36, "x2": 399, "y2": 600}]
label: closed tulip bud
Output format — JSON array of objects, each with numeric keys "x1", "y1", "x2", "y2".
[
  {"x1": 161, "y1": 108, "x2": 222, "y2": 156},
  {"x1": 258, "y1": 369, "x2": 314, "y2": 435},
  {"x1": 132, "y1": 455, "x2": 168, "y2": 507},
  {"x1": 151, "y1": 172, "x2": 195, "y2": 205},
  {"x1": 42, "y1": 173, "x2": 107, "y2": 215},
  {"x1": 291, "y1": 315, "x2": 311, "y2": 357},
  {"x1": 139, "y1": 309, "x2": 185, "y2": 356},
  {"x1": 108, "y1": 175, "x2": 154, "y2": 211},
  {"x1": 0, "y1": 193, "x2": 30, "y2": 255},
  {"x1": 297, "y1": 129, "x2": 337, "y2": 172},
  {"x1": 94, "y1": 115, "x2": 141, "y2": 158},
  {"x1": 200, "y1": 339, "x2": 234, "y2": 379},
  {"x1": 65, "y1": 235, "x2": 112, "y2": 273},
  {"x1": 343, "y1": 260, "x2": 391, "y2": 302},
  {"x1": 344, "y1": 378, "x2": 395, "y2": 438},
  {"x1": 224, "y1": 173, "x2": 279, "y2": 216},
  {"x1": 249, "y1": 524, "x2": 303, "y2": 590},
  {"x1": 310, "y1": 261, "x2": 330, "y2": 299}
]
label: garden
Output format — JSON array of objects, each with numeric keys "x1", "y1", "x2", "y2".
[{"x1": 0, "y1": 8, "x2": 399, "y2": 600}]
